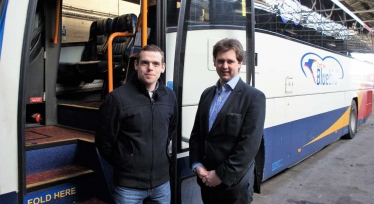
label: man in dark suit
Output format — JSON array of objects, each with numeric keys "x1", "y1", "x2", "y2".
[{"x1": 189, "y1": 38, "x2": 266, "y2": 204}]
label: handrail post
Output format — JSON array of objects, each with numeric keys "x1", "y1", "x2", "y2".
[
  {"x1": 53, "y1": 0, "x2": 60, "y2": 44},
  {"x1": 107, "y1": 32, "x2": 136, "y2": 93},
  {"x1": 141, "y1": 0, "x2": 148, "y2": 47},
  {"x1": 107, "y1": 35, "x2": 114, "y2": 93}
]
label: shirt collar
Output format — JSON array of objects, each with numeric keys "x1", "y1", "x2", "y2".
[
  {"x1": 215, "y1": 74, "x2": 240, "y2": 91},
  {"x1": 148, "y1": 81, "x2": 159, "y2": 98},
  {"x1": 154, "y1": 81, "x2": 160, "y2": 91}
]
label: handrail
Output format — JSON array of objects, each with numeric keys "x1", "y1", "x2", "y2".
[
  {"x1": 53, "y1": 0, "x2": 60, "y2": 44},
  {"x1": 141, "y1": 0, "x2": 147, "y2": 47},
  {"x1": 107, "y1": 32, "x2": 136, "y2": 93},
  {"x1": 107, "y1": 0, "x2": 147, "y2": 92}
]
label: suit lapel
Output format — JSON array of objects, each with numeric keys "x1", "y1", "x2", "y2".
[
  {"x1": 209, "y1": 79, "x2": 244, "y2": 133},
  {"x1": 201, "y1": 87, "x2": 216, "y2": 134}
]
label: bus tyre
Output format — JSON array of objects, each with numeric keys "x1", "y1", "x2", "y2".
[{"x1": 342, "y1": 100, "x2": 357, "y2": 139}]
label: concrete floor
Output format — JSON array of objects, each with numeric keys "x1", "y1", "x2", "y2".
[{"x1": 254, "y1": 107, "x2": 374, "y2": 204}]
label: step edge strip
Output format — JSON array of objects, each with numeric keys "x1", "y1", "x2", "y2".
[{"x1": 26, "y1": 169, "x2": 94, "y2": 189}]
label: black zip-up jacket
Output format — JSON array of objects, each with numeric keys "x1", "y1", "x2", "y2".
[{"x1": 95, "y1": 78, "x2": 177, "y2": 189}]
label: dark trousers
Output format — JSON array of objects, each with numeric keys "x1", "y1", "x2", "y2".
[{"x1": 200, "y1": 164, "x2": 255, "y2": 204}]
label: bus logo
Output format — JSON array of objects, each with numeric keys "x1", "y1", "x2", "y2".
[{"x1": 300, "y1": 53, "x2": 344, "y2": 85}]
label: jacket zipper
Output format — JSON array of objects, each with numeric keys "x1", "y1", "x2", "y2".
[{"x1": 150, "y1": 97, "x2": 155, "y2": 188}]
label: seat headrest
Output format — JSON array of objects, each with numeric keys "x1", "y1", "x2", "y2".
[
  {"x1": 112, "y1": 14, "x2": 137, "y2": 33},
  {"x1": 97, "y1": 18, "x2": 112, "y2": 35}
]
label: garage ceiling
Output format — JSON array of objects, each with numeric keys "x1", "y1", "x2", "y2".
[{"x1": 340, "y1": 0, "x2": 374, "y2": 30}]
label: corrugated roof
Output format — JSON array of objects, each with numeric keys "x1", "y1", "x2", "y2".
[{"x1": 341, "y1": 0, "x2": 374, "y2": 30}]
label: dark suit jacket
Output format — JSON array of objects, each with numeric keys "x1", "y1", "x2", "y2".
[{"x1": 189, "y1": 78, "x2": 266, "y2": 197}]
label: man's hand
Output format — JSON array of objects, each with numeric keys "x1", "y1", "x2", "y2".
[
  {"x1": 195, "y1": 165, "x2": 209, "y2": 182},
  {"x1": 204, "y1": 170, "x2": 222, "y2": 187}
]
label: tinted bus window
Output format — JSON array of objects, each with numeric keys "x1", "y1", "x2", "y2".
[
  {"x1": 167, "y1": 0, "x2": 247, "y2": 27},
  {"x1": 254, "y1": 0, "x2": 373, "y2": 54},
  {"x1": 61, "y1": 0, "x2": 139, "y2": 43}
]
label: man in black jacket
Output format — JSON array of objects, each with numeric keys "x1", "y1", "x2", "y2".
[
  {"x1": 96, "y1": 45, "x2": 177, "y2": 204},
  {"x1": 189, "y1": 38, "x2": 266, "y2": 204}
]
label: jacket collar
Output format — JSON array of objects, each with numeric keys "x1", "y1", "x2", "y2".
[{"x1": 132, "y1": 77, "x2": 167, "y2": 99}]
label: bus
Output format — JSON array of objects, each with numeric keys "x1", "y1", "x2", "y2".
[{"x1": 0, "y1": 0, "x2": 373, "y2": 203}]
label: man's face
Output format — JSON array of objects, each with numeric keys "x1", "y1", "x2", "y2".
[
  {"x1": 135, "y1": 51, "x2": 165, "y2": 90},
  {"x1": 214, "y1": 49, "x2": 242, "y2": 84}
]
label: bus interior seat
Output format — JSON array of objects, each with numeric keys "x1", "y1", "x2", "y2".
[
  {"x1": 58, "y1": 18, "x2": 112, "y2": 84},
  {"x1": 101, "y1": 13, "x2": 137, "y2": 96},
  {"x1": 101, "y1": 5, "x2": 159, "y2": 97},
  {"x1": 121, "y1": 7, "x2": 157, "y2": 86},
  {"x1": 101, "y1": 14, "x2": 137, "y2": 82},
  {"x1": 75, "y1": 18, "x2": 112, "y2": 82},
  {"x1": 123, "y1": 53, "x2": 138, "y2": 85}
]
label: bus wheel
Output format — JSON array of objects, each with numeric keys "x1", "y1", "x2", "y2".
[{"x1": 342, "y1": 100, "x2": 358, "y2": 139}]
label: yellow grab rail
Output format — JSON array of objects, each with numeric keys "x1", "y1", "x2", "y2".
[
  {"x1": 53, "y1": 0, "x2": 60, "y2": 44},
  {"x1": 107, "y1": 0, "x2": 147, "y2": 92},
  {"x1": 141, "y1": 0, "x2": 147, "y2": 47},
  {"x1": 107, "y1": 32, "x2": 136, "y2": 93}
]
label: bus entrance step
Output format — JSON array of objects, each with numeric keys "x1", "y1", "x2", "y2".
[
  {"x1": 26, "y1": 165, "x2": 94, "y2": 192},
  {"x1": 57, "y1": 103, "x2": 100, "y2": 132}
]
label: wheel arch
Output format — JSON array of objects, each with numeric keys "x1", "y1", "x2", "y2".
[{"x1": 352, "y1": 97, "x2": 358, "y2": 112}]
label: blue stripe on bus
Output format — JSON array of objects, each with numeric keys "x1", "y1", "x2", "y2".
[
  {"x1": 0, "y1": 191, "x2": 18, "y2": 204},
  {"x1": 0, "y1": 0, "x2": 9, "y2": 58},
  {"x1": 263, "y1": 106, "x2": 349, "y2": 180},
  {"x1": 177, "y1": 106, "x2": 366, "y2": 182}
]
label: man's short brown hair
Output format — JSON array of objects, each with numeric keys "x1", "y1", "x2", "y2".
[
  {"x1": 136, "y1": 44, "x2": 165, "y2": 63},
  {"x1": 213, "y1": 38, "x2": 244, "y2": 62}
]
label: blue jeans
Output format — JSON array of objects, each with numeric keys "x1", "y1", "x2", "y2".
[{"x1": 113, "y1": 181, "x2": 170, "y2": 204}]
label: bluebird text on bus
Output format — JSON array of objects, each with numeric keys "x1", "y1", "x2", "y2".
[{"x1": 316, "y1": 65, "x2": 339, "y2": 86}]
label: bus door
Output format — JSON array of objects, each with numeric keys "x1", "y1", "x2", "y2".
[
  {"x1": 166, "y1": 0, "x2": 256, "y2": 203},
  {"x1": 21, "y1": 0, "x2": 142, "y2": 203}
]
